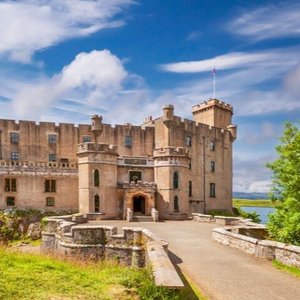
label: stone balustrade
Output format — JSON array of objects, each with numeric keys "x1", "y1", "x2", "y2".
[{"x1": 0, "y1": 160, "x2": 78, "y2": 175}]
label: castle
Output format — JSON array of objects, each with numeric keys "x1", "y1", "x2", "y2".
[{"x1": 0, "y1": 99, "x2": 237, "y2": 220}]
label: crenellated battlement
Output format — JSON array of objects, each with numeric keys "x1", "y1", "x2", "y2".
[
  {"x1": 192, "y1": 98, "x2": 233, "y2": 114},
  {"x1": 153, "y1": 146, "x2": 189, "y2": 158}
]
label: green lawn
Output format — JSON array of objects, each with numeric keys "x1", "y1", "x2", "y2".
[
  {"x1": 0, "y1": 248, "x2": 203, "y2": 300},
  {"x1": 0, "y1": 248, "x2": 173, "y2": 300},
  {"x1": 233, "y1": 198, "x2": 278, "y2": 208}
]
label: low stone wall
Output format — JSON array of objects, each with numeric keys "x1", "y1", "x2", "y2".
[
  {"x1": 41, "y1": 214, "x2": 183, "y2": 289},
  {"x1": 192, "y1": 213, "x2": 241, "y2": 225},
  {"x1": 212, "y1": 226, "x2": 300, "y2": 268}
]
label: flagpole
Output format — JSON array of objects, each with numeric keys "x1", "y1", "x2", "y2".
[{"x1": 213, "y1": 67, "x2": 216, "y2": 99}]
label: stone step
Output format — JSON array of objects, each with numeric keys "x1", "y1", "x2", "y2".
[{"x1": 132, "y1": 215, "x2": 153, "y2": 222}]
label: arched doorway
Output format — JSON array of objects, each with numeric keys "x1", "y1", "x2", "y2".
[{"x1": 133, "y1": 195, "x2": 146, "y2": 215}]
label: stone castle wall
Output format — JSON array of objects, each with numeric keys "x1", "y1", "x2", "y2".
[{"x1": 0, "y1": 99, "x2": 236, "y2": 217}]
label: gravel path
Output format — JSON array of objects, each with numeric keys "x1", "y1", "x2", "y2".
[{"x1": 92, "y1": 220, "x2": 300, "y2": 300}]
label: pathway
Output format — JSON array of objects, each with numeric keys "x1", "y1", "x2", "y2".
[{"x1": 90, "y1": 220, "x2": 300, "y2": 300}]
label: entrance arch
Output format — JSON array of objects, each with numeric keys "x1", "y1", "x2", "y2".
[{"x1": 132, "y1": 195, "x2": 146, "y2": 215}]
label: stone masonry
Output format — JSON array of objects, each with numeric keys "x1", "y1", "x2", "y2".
[{"x1": 0, "y1": 98, "x2": 237, "y2": 220}]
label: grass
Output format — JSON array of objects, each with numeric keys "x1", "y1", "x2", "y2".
[
  {"x1": 233, "y1": 198, "x2": 278, "y2": 208},
  {"x1": 0, "y1": 247, "x2": 184, "y2": 300},
  {"x1": 272, "y1": 260, "x2": 300, "y2": 278}
]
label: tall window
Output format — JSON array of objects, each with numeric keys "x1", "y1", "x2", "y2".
[
  {"x1": 11, "y1": 152, "x2": 19, "y2": 161},
  {"x1": 48, "y1": 134, "x2": 57, "y2": 144},
  {"x1": 45, "y1": 179, "x2": 56, "y2": 192},
  {"x1": 94, "y1": 194, "x2": 100, "y2": 213},
  {"x1": 173, "y1": 172, "x2": 179, "y2": 189},
  {"x1": 6, "y1": 196, "x2": 15, "y2": 206},
  {"x1": 211, "y1": 161, "x2": 215, "y2": 172},
  {"x1": 210, "y1": 140, "x2": 216, "y2": 151},
  {"x1": 125, "y1": 136, "x2": 132, "y2": 147},
  {"x1": 46, "y1": 197, "x2": 55, "y2": 207},
  {"x1": 5, "y1": 178, "x2": 16, "y2": 192},
  {"x1": 186, "y1": 136, "x2": 192, "y2": 146},
  {"x1": 189, "y1": 181, "x2": 192, "y2": 197},
  {"x1": 94, "y1": 169, "x2": 100, "y2": 187},
  {"x1": 210, "y1": 183, "x2": 216, "y2": 197},
  {"x1": 174, "y1": 196, "x2": 179, "y2": 212},
  {"x1": 49, "y1": 154, "x2": 56, "y2": 162},
  {"x1": 82, "y1": 135, "x2": 91, "y2": 143},
  {"x1": 10, "y1": 132, "x2": 19, "y2": 143}
]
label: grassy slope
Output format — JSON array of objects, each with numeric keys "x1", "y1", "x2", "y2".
[
  {"x1": 233, "y1": 198, "x2": 278, "y2": 208},
  {"x1": 272, "y1": 260, "x2": 300, "y2": 278},
  {"x1": 0, "y1": 248, "x2": 203, "y2": 300}
]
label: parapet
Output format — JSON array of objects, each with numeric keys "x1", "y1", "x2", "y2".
[
  {"x1": 153, "y1": 146, "x2": 189, "y2": 158},
  {"x1": 78, "y1": 142, "x2": 118, "y2": 154},
  {"x1": 192, "y1": 98, "x2": 233, "y2": 114}
]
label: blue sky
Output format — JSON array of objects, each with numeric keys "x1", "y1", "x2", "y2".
[{"x1": 0, "y1": 0, "x2": 299, "y2": 193}]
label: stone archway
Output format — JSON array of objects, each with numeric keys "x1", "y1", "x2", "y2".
[{"x1": 132, "y1": 195, "x2": 146, "y2": 214}]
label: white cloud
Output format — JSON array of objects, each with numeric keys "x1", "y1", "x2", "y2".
[
  {"x1": 229, "y1": 3, "x2": 300, "y2": 41},
  {"x1": 161, "y1": 51, "x2": 274, "y2": 73},
  {"x1": 12, "y1": 50, "x2": 128, "y2": 119},
  {"x1": 160, "y1": 49, "x2": 297, "y2": 74},
  {"x1": 0, "y1": 0, "x2": 134, "y2": 63},
  {"x1": 158, "y1": 47, "x2": 300, "y2": 116}
]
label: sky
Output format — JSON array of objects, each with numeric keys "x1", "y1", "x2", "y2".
[{"x1": 0, "y1": 0, "x2": 299, "y2": 193}]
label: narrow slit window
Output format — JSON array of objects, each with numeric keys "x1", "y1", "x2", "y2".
[
  {"x1": 94, "y1": 194, "x2": 100, "y2": 213},
  {"x1": 174, "y1": 196, "x2": 179, "y2": 212},
  {"x1": 94, "y1": 169, "x2": 100, "y2": 187}
]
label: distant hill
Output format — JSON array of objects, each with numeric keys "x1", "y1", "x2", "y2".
[{"x1": 233, "y1": 192, "x2": 268, "y2": 200}]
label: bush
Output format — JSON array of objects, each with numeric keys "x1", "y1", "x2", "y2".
[{"x1": 266, "y1": 122, "x2": 300, "y2": 245}]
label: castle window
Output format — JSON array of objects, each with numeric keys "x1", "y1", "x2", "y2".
[
  {"x1": 174, "y1": 196, "x2": 179, "y2": 212},
  {"x1": 94, "y1": 169, "x2": 100, "y2": 187},
  {"x1": 45, "y1": 179, "x2": 56, "y2": 192},
  {"x1": 10, "y1": 132, "x2": 19, "y2": 143},
  {"x1": 173, "y1": 172, "x2": 179, "y2": 189},
  {"x1": 49, "y1": 154, "x2": 56, "y2": 162},
  {"x1": 6, "y1": 196, "x2": 15, "y2": 206},
  {"x1": 186, "y1": 136, "x2": 192, "y2": 146},
  {"x1": 125, "y1": 136, "x2": 132, "y2": 147},
  {"x1": 46, "y1": 197, "x2": 55, "y2": 207},
  {"x1": 210, "y1": 183, "x2": 216, "y2": 197},
  {"x1": 83, "y1": 135, "x2": 91, "y2": 143},
  {"x1": 189, "y1": 181, "x2": 192, "y2": 197},
  {"x1": 211, "y1": 161, "x2": 215, "y2": 172},
  {"x1": 11, "y1": 152, "x2": 19, "y2": 161},
  {"x1": 210, "y1": 140, "x2": 216, "y2": 151},
  {"x1": 94, "y1": 194, "x2": 100, "y2": 213},
  {"x1": 129, "y1": 171, "x2": 142, "y2": 183},
  {"x1": 48, "y1": 134, "x2": 57, "y2": 144},
  {"x1": 189, "y1": 159, "x2": 192, "y2": 169},
  {"x1": 5, "y1": 178, "x2": 16, "y2": 192}
]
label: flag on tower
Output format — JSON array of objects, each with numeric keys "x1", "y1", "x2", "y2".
[{"x1": 212, "y1": 67, "x2": 216, "y2": 75}]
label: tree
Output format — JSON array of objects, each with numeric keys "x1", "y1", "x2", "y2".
[{"x1": 266, "y1": 122, "x2": 300, "y2": 246}]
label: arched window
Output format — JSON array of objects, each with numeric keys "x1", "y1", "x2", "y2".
[
  {"x1": 94, "y1": 169, "x2": 99, "y2": 187},
  {"x1": 174, "y1": 196, "x2": 179, "y2": 212},
  {"x1": 173, "y1": 172, "x2": 179, "y2": 189},
  {"x1": 94, "y1": 194, "x2": 100, "y2": 213}
]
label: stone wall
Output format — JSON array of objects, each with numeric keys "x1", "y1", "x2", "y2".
[
  {"x1": 192, "y1": 213, "x2": 241, "y2": 225},
  {"x1": 41, "y1": 214, "x2": 184, "y2": 288},
  {"x1": 212, "y1": 226, "x2": 300, "y2": 268}
]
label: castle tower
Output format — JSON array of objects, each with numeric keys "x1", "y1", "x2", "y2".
[
  {"x1": 153, "y1": 105, "x2": 190, "y2": 220},
  {"x1": 77, "y1": 115, "x2": 119, "y2": 219},
  {"x1": 154, "y1": 147, "x2": 190, "y2": 220},
  {"x1": 192, "y1": 98, "x2": 233, "y2": 129}
]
